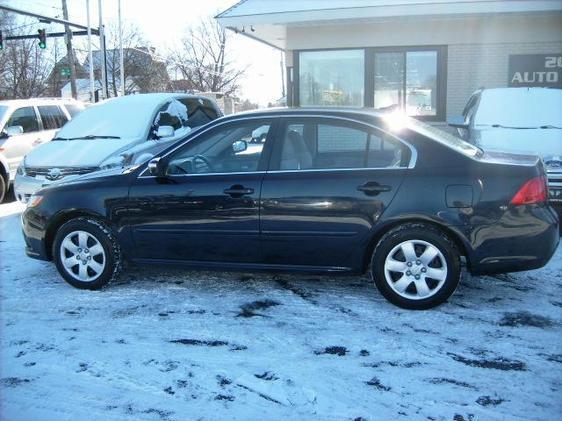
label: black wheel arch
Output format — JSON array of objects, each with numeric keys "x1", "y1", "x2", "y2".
[
  {"x1": 362, "y1": 217, "x2": 472, "y2": 274},
  {"x1": 44, "y1": 209, "x2": 113, "y2": 260}
]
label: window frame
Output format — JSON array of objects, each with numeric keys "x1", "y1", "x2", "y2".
[
  {"x1": 292, "y1": 46, "x2": 447, "y2": 122},
  {"x1": 142, "y1": 117, "x2": 279, "y2": 178},
  {"x1": 268, "y1": 116, "x2": 414, "y2": 172}
]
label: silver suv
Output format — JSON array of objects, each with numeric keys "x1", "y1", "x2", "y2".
[{"x1": 0, "y1": 98, "x2": 85, "y2": 202}]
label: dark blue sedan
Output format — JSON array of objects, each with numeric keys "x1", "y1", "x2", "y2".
[{"x1": 21, "y1": 108, "x2": 559, "y2": 309}]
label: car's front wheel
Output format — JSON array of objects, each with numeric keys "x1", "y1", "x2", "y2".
[
  {"x1": 371, "y1": 223, "x2": 461, "y2": 310},
  {"x1": 0, "y1": 175, "x2": 6, "y2": 203},
  {"x1": 53, "y1": 217, "x2": 122, "y2": 290}
]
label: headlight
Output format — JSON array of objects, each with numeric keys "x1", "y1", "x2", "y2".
[
  {"x1": 17, "y1": 162, "x2": 26, "y2": 176},
  {"x1": 27, "y1": 194, "x2": 43, "y2": 208}
]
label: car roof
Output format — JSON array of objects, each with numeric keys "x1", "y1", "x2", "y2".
[
  {"x1": 0, "y1": 98, "x2": 81, "y2": 108},
  {"x1": 219, "y1": 106, "x2": 387, "y2": 124},
  {"x1": 95, "y1": 93, "x2": 219, "y2": 108}
]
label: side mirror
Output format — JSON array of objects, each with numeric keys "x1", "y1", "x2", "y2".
[
  {"x1": 448, "y1": 115, "x2": 469, "y2": 129},
  {"x1": 148, "y1": 157, "x2": 166, "y2": 176},
  {"x1": 232, "y1": 140, "x2": 248, "y2": 153},
  {"x1": 6, "y1": 125, "x2": 24, "y2": 136},
  {"x1": 156, "y1": 125, "x2": 174, "y2": 139}
]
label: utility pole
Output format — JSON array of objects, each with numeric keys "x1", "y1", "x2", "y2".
[
  {"x1": 61, "y1": 0, "x2": 77, "y2": 99},
  {"x1": 118, "y1": 0, "x2": 125, "y2": 96},
  {"x1": 98, "y1": 0, "x2": 108, "y2": 99},
  {"x1": 280, "y1": 51, "x2": 286, "y2": 98},
  {"x1": 86, "y1": 0, "x2": 95, "y2": 102}
]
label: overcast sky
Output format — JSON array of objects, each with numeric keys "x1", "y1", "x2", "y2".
[{"x1": 6, "y1": 0, "x2": 283, "y2": 105}]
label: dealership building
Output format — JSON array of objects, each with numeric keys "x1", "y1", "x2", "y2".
[{"x1": 217, "y1": 0, "x2": 562, "y2": 123}]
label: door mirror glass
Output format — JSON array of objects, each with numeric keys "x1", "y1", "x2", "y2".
[
  {"x1": 448, "y1": 115, "x2": 469, "y2": 129},
  {"x1": 232, "y1": 140, "x2": 248, "y2": 153},
  {"x1": 148, "y1": 157, "x2": 166, "y2": 176},
  {"x1": 156, "y1": 125, "x2": 175, "y2": 139},
  {"x1": 6, "y1": 125, "x2": 24, "y2": 136}
]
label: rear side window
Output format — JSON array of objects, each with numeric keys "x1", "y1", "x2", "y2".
[
  {"x1": 278, "y1": 118, "x2": 408, "y2": 170},
  {"x1": 6, "y1": 107, "x2": 39, "y2": 133},
  {"x1": 64, "y1": 103, "x2": 84, "y2": 118},
  {"x1": 38, "y1": 105, "x2": 69, "y2": 130},
  {"x1": 179, "y1": 98, "x2": 220, "y2": 128}
]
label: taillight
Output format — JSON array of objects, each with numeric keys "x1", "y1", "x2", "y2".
[{"x1": 510, "y1": 176, "x2": 548, "y2": 205}]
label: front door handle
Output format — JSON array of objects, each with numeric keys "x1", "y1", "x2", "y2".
[
  {"x1": 223, "y1": 185, "x2": 254, "y2": 197},
  {"x1": 357, "y1": 182, "x2": 392, "y2": 196}
]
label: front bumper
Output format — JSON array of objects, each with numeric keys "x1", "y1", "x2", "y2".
[
  {"x1": 14, "y1": 173, "x2": 53, "y2": 204},
  {"x1": 21, "y1": 206, "x2": 50, "y2": 261}
]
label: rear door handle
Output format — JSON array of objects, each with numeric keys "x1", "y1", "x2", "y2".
[
  {"x1": 357, "y1": 182, "x2": 392, "y2": 196},
  {"x1": 223, "y1": 185, "x2": 254, "y2": 197}
]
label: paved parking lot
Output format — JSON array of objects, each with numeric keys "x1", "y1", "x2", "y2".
[{"x1": 1, "y1": 198, "x2": 561, "y2": 420}]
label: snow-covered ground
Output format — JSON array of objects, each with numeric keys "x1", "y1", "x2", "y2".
[{"x1": 1, "y1": 199, "x2": 561, "y2": 420}]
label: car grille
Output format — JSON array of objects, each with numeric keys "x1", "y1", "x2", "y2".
[
  {"x1": 26, "y1": 166, "x2": 97, "y2": 180},
  {"x1": 547, "y1": 170, "x2": 562, "y2": 203}
]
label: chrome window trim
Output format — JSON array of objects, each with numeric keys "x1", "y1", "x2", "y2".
[{"x1": 138, "y1": 113, "x2": 417, "y2": 178}]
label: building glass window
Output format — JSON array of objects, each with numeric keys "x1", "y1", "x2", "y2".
[
  {"x1": 299, "y1": 50, "x2": 364, "y2": 107},
  {"x1": 374, "y1": 50, "x2": 439, "y2": 117}
]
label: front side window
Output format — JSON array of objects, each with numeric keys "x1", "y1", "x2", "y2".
[
  {"x1": 38, "y1": 105, "x2": 69, "y2": 130},
  {"x1": 278, "y1": 118, "x2": 407, "y2": 170},
  {"x1": 166, "y1": 121, "x2": 271, "y2": 175},
  {"x1": 6, "y1": 107, "x2": 39, "y2": 133},
  {"x1": 374, "y1": 49, "x2": 439, "y2": 117},
  {"x1": 299, "y1": 50, "x2": 364, "y2": 107}
]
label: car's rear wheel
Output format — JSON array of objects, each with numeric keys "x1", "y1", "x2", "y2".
[
  {"x1": 371, "y1": 223, "x2": 461, "y2": 309},
  {"x1": 53, "y1": 217, "x2": 121, "y2": 290}
]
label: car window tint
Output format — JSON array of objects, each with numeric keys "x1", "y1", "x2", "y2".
[
  {"x1": 368, "y1": 132, "x2": 406, "y2": 168},
  {"x1": 38, "y1": 105, "x2": 69, "y2": 130},
  {"x1": 167, "y1": 121, "x2": 270, "y2": 175},
  {"x1": 6, "y1": 107, "x2": 39, "y2": 133},
  {"x1": 280, "y1": 120, "x2": 369, "y2": 170},
  {"x1": 64, "y1": 103, "x2": 84, "y2": 118}
]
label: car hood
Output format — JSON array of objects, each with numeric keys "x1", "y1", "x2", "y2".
[
  {"x1": 24, "y1": 137, "x2": 141, "y2": 167},
  {"x1": 474, "y1": 127, "x2": 562, "y2": 172}
]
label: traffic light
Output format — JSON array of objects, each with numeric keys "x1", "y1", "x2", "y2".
[
  {"x1": 38, "y1": 29, "x2": 46, "y2": 49},
  {"x1": 0, "y1": 30, "x2": 3, "y2": 51}
]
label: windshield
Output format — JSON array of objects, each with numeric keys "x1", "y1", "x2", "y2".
[
  {"x1": 56, "y1": 98, "x2": 160, "y2": 140},
  {"x1": 474, "y1": 88, "x2": 562, "y2": 128}
]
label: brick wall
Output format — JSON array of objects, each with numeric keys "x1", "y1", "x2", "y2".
[{"x1": 446, "y1": 42, "x2": 562, "y2": 118}]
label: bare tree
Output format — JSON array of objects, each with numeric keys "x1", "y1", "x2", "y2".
[
  {"x1": 0, "y1": 12, "x2": 52, "y2": 99},
  {"x1": 169, "y1": 17, "x2": 245, "y2": 95},
  {"x1": 102, "y1": 23, "x2": 169, "y2": 96}
]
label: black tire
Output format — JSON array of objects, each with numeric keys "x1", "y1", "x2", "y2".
[
  {"x1": 52, "y1": 217, "x2": 121, "y2": 290},
  {"x1": 0, "y1": 174, "x2": 6, "y2": 203},
  {"x1": 371, "y1": 223, "x2": 461, "y2": 310}
]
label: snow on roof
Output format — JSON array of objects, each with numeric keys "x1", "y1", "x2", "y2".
[
  {"x1": 217, "y1": 0, "x2": 561, "y2": 50},
  {"x1": 57, "y1": 93, "x2": 200, "y2": 140},
  {"x1": 217, "y1": 0, "x2": 561, "y2": 21}
]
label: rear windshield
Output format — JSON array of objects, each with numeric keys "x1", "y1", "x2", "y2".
[{"x1": 407, "y1": 117, "x2": 482, "y2": 158}]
